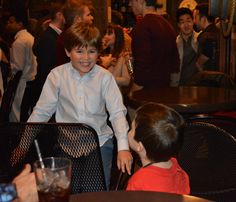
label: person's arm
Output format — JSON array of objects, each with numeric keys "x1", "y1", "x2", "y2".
[
  {"x1": 196, "y1": 35, "x2": 212, "y2": 70},
  {"x1": 103, "y1": 75, "x2": 133, "y2": 174},
  {"x1": 112, "y1": 56, "x2": 131, "y2": 87},
  {"x1": 12, "y1": 164, "x2": 38, "y2": 202},
  {"x1": 196, "y1": 54, "x2": 209, "y2": 71},
  {"x1": 10, "y1": 40, "x2": 25, "y2": 74},
  {"x1": 0, "y1": 48, "x2": 8, "y2": 63}
]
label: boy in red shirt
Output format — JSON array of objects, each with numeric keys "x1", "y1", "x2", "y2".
[{"x1": 126, "y1": 103, "x2": 190, "y2": 194}]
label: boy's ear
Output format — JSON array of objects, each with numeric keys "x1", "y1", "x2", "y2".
[
  {"x1": 137, "y1": 141, "x2": 145, "y2": 152},
  {"x1": 65, "y1": 49, "x2": 70, "y2": 57}
]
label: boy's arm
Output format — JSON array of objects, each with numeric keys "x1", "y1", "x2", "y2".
[{"x1": 104, "y1": 75, "x2": 133, "y2": 174}]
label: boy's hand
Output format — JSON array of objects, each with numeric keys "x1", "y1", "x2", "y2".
[{"x1": 117, "y1": 150, "x2": 133, "y2": 175}]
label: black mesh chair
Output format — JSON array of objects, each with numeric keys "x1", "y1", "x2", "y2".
[
  {"x1": 178, "y1": 122, "x2": 236, "y2": 201},
  {"x1": 186, "y1": 114, "x2": 236, "y2": 138},
  {"x1": 0, "y1": 122, "x2": 106, "y2": 193}
]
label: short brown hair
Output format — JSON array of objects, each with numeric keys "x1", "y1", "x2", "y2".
[
  {"x1": 63, "y1": 0, "x2": 92, "y2": 28},
  {"x1": 64, "y1": 22, "x2": 101, "y2": 52},
  {"x1": 134, "y1": 103, "x2": 184, "y2": 162}
]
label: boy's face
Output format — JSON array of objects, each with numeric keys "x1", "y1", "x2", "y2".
[
  {"x1": 66, "y1": 45, "x2": 98, "y2": 76},
  {"x1": 178, "y1": 14, "x2": 194, "y2": 37},
  {"x1": 128, "y1": 120, "x2": 139, "y2": 152}
]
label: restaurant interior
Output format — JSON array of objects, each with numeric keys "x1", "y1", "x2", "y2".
[{"x1": 0, "y1": 0, "x2": 236, "y2": 202}]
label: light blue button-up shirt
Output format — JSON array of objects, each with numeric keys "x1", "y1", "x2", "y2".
[{"x1": 27, "y1": 62, "x2": 129, "y2": 152}]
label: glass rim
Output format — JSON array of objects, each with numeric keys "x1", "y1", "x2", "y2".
[{"x1": 33, "y1": 157, "x2": 72, "y2": 170}]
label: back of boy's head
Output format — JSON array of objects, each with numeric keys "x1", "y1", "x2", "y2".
[
  {"x1": 195, "y1": 3, "x2": 215, "y2": 23},
  {"x1": 134, "y1": 103, "x2": 184, "y2": 163},
  {"x1": 176, "y1": 7, "x2": 193, "y2": 23},
  {"x1": 64, "y1": 22, "x2": 101, "y2": 52}
]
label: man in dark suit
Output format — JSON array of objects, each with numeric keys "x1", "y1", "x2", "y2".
[{"x1": 20, "y1": 2, "x2": 65, "y2": 121}]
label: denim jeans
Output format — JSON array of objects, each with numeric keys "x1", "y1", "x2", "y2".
[{"x1": 100, "y1": 138, "x2": 114, "y2": 190}]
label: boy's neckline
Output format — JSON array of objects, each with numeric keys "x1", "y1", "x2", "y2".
[{"x1": 143, "y1": 160, "x2": 173, "y2": 169}]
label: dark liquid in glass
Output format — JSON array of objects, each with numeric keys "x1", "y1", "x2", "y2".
[{"x1": 38, "y1": 187, "x2": 70, "y2": 202}]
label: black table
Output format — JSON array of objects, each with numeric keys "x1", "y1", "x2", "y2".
[
  {"x1": 69, "y1": 191, "x2": 212, "y2": 202},
  {"x1": 128, "y1": 87, "x2": 236, "y2": 115}
]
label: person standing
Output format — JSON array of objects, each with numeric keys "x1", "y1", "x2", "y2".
[
  {"x1": 175, "y1": 7, "x2": 199, "y2": 86},
  {"x1": 6, "y1": 9, "x2": 37, "y2": 122},
  {"x1": 20, "y1": 2, "x2": 65, "y2": 121},
  {"x1": 193, "y1": 3, "x2": 220, "y2": 71},
  {"x1": 128, "y1": 0, "x2": 180, "y2": 91},
  {"x1": 55, "y1": 0, "x2": 94, "y2": 66}
]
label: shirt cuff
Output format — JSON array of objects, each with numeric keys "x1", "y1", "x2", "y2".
[{"x1": 117, "y1": 137, "x2": 129, "y2": 151}]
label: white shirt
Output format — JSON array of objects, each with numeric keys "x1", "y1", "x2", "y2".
[
  {"x1": 10, "y1": 29, "x2": 37, "y2": 80},
  {"x1": 9, "y1": 29, "x2": 37, "y2": 122},
  {"x1": 28, "y1": 63, "x2": 129, "y2": 153},
  {"x1": 49, "y1": 23, "x2": 62, "y2": 35}
]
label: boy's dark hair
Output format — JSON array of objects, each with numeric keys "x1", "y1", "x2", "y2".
[
  {"x1": 104, "y1": 24, "x2": 124, "y2": 58},
  {"x1": 195, "y1": 3, "x2": 215, "y2": 23},
  {"x1": 176, "y1": 7, "x2": 193, "y2": 23},
  {"x1": 134, "y1": 103, "x2": 184, "y2": 163},
  {"x1": 64, "y1": 22, "x2": 101, "y2": 52}
]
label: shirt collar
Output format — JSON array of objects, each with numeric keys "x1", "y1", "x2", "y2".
[
  {"x1": 69, "y1": 62, "x2": 98, "y2": 80},
  {"x1": 49, "y1": 23, "x2": 62, "y2": 35},
  {"x1": 180, "y1": 32, "x2": 193, "y2": 42}
]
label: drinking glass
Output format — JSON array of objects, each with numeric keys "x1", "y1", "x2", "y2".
[
  {"x1": 125, "y1": 51, "x2": 134, "y2": 76},
  {"x1": 34, "y1": 157, "x2": 71, "y2": 202}
]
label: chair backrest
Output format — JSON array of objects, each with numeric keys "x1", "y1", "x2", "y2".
[
  {"x1": 178, "y1": 122, "x2": 236, "y2": 201},
  {"x1": 186, "y1": 71, "x2": 236, "y2": 89},
  {"x1": 186, "y1": 114, "x2": 236, "y2": 138},
  {"x1": 0, "y1": 122, "x2": 106, "y2": 193}
]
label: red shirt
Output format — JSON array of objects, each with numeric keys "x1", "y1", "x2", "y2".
[{"x1": 126, "y1": 158, "x2": 190, "y2": 195}]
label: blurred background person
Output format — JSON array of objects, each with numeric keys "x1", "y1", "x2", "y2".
[
  {"x1": 193, "y1": 3, "x2": 220, "y2": 71},
  {"x1": 20, "y1": 1, "x2": 65, "y2": 121},
  {"x1": 6, "y1": 7, "x2": 37, "y2": 122},
  {"x1": 55, "y1": 0, "x2": 94, "y2": 66},
  {"x1": 128, "y1": 0, "x2": 180, "y2": 92},
  {"x1": 175, "y1": 7, "x2": 199, "y2": 86},
  {"x1": 100, "y1": 24, "x2": 131, "y2": 89}
]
